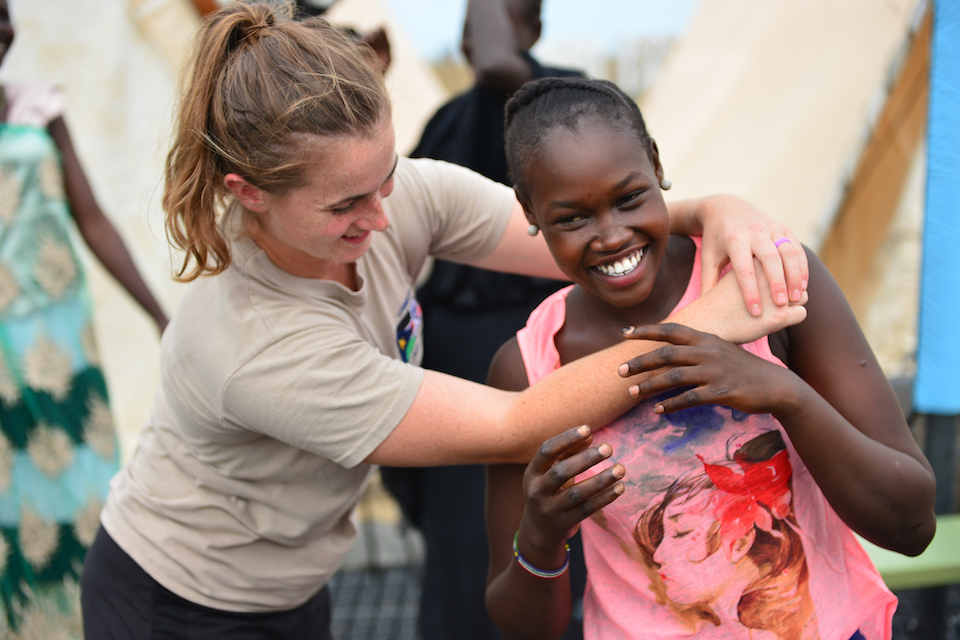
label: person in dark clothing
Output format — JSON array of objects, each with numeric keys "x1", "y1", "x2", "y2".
[{"x1": 380, "y1": 2, "x2": 586, "y2": 639}]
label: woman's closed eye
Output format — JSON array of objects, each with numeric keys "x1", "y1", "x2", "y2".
[{"x1": 331, "y1": 199, "x2": 360, "y2": 214}]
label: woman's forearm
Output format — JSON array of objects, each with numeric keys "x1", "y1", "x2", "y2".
[{"x1": 504, "y1": 271, "x2": 805, "y2": 460}]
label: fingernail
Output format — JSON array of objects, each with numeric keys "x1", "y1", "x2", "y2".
[
  {"x1": 802, "y1": 279, "x2": 808, "y2": 290},
  {"x1": 751, "y1": 303, "x2": 762, "y2": 317},
  {"x1": 577, "y1": 425, "x2": 590, "y2": 437},
  {"x1": 776, "y1": 293, "x2": 787, "y2": 305},
  {"x1": 618, "y1": 364, "x2": 629, "y2": 377},
  {"x1": 612, "y1": 464, "x2": 625, "y2": 478},
  {"x1": 791, "y1": 289, "x2": 801, "y2": 302},
  {"x1": 621, "y1": 326, "x2": 634, "y2": 335},
  {"x1": 598, "y1": 443, "x2": 612, "y2": 457},
  {"x1": 654, "y1": 404, "x2": 664, "y2": 414},
  {"x1": 629, "y1": 385, "x2": 640, "y2": 398},
  {"x1": 614, "y1": 483, "x2": 625, "y2": 495}
]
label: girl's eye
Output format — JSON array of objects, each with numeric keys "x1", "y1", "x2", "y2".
[
  {"x1": 619, "y1": 190, "x2": 643, "y2": 207},
  {"x1": 557, "y1": 213, "x2": 587, "y2": 226}
]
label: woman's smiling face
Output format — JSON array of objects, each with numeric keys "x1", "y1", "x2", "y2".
[
  {"x1": 520, "y1": 119, "x2": 669, "y2": 308},
  {"x1": 241, "y1": 118, "x2": 398, "y2": 278}
]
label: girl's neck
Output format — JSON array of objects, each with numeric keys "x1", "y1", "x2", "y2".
[{"x1": 557, "y1": 235, "x2": 696, "y2": 365}]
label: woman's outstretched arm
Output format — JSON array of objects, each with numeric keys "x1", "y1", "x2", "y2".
[{"x1": 364, "y1": 268, "x2": 805, "y2": 468}]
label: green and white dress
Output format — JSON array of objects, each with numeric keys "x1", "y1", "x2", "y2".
[{"x1": 0, "y1": 83, "x2": 118, "y2": 637}]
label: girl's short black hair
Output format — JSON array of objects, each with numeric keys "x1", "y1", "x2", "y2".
[{"x1": 504, "y1": 77, "x2": 654, "y2": 196}]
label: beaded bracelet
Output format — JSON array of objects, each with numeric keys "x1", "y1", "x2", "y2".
[{"x1": 512, "y1": 531, "x2": 570, "y2": 579}]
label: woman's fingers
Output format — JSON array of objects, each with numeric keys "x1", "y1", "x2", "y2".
[{"x1": 775, "y1": 236, "x2": 809, "y2": 303}]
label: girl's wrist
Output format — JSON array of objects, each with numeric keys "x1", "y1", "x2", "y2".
[{"x1": 516, "y1": 521, "x2": 570, "y2": 568}]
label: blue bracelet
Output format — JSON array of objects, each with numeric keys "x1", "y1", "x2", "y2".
[{"x1": 512, "y1": 531, "x2": 570, "y2": 579}]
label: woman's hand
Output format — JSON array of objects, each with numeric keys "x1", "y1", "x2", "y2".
[
  {"x1": 628, "y1": 264, "x2": 807, "y2": 349},
  {"x1": 516, "y1": 426, "x2": 625, "y2": 561},
  {"x1": 618, "y1": 323, "x2": 794, "y2": 415},
  {"x1": 673, "y1": 194, "x2": 809, "y2": 316}
]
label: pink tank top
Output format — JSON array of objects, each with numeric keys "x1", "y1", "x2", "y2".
[{"x1": 517, "y1": 238, "x2": 895, "y2": 640}]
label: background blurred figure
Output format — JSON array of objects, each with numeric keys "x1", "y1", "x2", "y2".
[
  {"x1": 0, "y1": 0, "x2": 167, "y2": 634},
  {"x1": 380, "y1": 1, "x2": 585, "y2": 639},
  {"x1": 294, "y1": 0, "x2": 392, "y2": 72}
]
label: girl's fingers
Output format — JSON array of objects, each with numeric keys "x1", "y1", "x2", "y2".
[
  {"x1": 618, "y1": 324, "x2": 704, "y2": 377},
  {"x1": 533, "y1": 443, "x2": 616, "y2": 495},
  {"x1": 547, "y1": 463, "x2": 626, "y2": 531},
  {"x1": 528, "y1": 425, "x2": 593, "y2": 476}
]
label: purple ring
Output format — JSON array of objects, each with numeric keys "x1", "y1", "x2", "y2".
[{"x1": 774, "y1": 237, "x2": 791, "y2": 248}]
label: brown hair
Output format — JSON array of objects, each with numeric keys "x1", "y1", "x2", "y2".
[{"x1": 163, "y1": 1, "x2": 389, "y2": 280}]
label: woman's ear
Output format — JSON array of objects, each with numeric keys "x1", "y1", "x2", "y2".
[{"x1": 224, "y1": 173, "x2": 270, "y2": 212}]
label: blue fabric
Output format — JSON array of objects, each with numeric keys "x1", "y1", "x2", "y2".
[{"x1": 915, "y1": 0, "x2": 960, "y2": 413}]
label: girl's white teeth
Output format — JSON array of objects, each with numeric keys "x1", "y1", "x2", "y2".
[{"x1": 596, "y1": 249, "x2": 643, "y2": 276}]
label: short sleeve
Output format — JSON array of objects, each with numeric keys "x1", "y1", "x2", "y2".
[
  {"x1": 221, "y1": 319, "x2": 425, "y2": 468},
  {"x1": 387, "y1": 158, "x2": 516, "y2": 267},
  {"x1": 4, "y1": 83, "x2": 66, "y2": 128}
]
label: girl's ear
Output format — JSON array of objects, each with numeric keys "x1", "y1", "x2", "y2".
[
  {"x1": 224, "y1": 173, "x2": 270, "y2": 212},
  {"x1": 514, "y1": 187, "x2": 537, "y2": 226},
  {"x1": 649, "y1": 138, "x2": 665, "y2": 184}
]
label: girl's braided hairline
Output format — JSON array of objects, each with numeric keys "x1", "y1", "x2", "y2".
[
  {"x1": 504, "y1": 76, "x2": 653, "y2": 194},
  {"x1": 505, "y1": 76, "x2": 632, "y2": 129}
]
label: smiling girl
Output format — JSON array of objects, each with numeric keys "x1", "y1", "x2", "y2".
[{"x1": 484, "y1": 77, "x2": 936, "y2": 640}]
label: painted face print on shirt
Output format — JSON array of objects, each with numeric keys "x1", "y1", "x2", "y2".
[{"x1": 580, "y1": 394, "x2": 821, "y2": 639}]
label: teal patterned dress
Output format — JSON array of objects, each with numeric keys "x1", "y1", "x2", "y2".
[{"x1": 0, "y1": 84, "x2": 118, "y2": 637}]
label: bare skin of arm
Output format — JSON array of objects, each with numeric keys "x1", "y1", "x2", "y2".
[
  {"x1": 623, "y1": 248, "x2": 936, "y2": 556},
  {"x1": 462, "y1": 0, "x2": 538, "y2": 95},
  {"x1": 364, "y1": 268, "x2": 806, "y2": 465},
  {"x1": 48, "y1": 116, "x2": 168, "y2": 333},
  {"x1": 484, "y1": 350, "x2": 602, "y2": 640}
]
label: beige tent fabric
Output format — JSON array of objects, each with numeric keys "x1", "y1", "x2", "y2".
[
  {"x1": 642, "y1": 0, "x2": 922, "y2": 249},
  {"x1": 641, "y1": 0, "x2": 925, "y2": 375}
]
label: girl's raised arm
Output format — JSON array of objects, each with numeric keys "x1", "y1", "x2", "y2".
[{"x1": 620, "y1": 249, "x2": 936, "y2": 556}]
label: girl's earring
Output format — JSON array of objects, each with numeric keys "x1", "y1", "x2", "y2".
[
  {"x1": 527, "y1": 224, "x2": 540, "y2": 237},
  {"x1": 659, "y1": 178, "x2": 672, "y2": 191}
]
